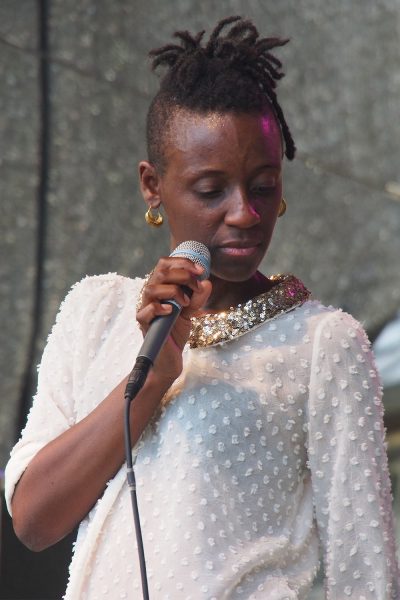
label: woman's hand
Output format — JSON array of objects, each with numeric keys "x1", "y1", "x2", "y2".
[{"x1": 136, "y1": 257, "x2": 212, "y2": 383}]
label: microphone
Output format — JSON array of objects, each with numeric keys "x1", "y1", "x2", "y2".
[{"x1": 125, "y1": 241, "x2": 210, "y2": 401}]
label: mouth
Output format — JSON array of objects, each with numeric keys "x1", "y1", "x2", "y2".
[{"x1": 217, "y1": 240, "x2": 262, "y2": 257}]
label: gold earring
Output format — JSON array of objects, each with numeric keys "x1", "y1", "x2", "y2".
[
  {"x1": 278, "y1": 197, "x2": 287, "y2": 217},
  {"x1": 145, "y1": 207, "x2": 163, "y2": 227}
]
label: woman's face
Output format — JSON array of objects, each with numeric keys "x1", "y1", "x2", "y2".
[{"x1": 140, "y1": 109, "x2": 283, "y2": 284}]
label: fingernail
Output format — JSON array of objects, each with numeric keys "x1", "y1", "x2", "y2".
[{"x1": 183, "y1": 293, "x2": 190, "y2": 303}]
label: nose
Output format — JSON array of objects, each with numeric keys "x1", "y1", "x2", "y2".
[{"x1": 224, "y1": 188, "x2": 261, "y2": 229}]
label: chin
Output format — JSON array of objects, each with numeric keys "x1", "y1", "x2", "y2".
[
  {"x1": 210, "y1": 263, "x2": 261, "y2": 283},
  {"x1": 210, "y1": 250, "x2": 266, "y2": 282}
]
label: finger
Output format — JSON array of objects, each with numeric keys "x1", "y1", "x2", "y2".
[
  {"x1": 148, "y1": 273, "x2": 200, "y2": 297},
  {"x1": 136, "y1": 302, "x2": 173, "y2": 334},
  {"x1": 153, "y1": 256, "x2": 205, "y2": 281},
  {"x1": 182, "y1": 279, "x2": 213, "y2": 316},
  {"x1": 149, "y1": 263, "x2": 204, "y2": 294},
  {"x1": 141, "y1": 283, "x2": 192, "y2": 309}
]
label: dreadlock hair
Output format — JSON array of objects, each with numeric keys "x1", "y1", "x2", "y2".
[{"x1": 146, "y1": 16, "x2": 296, "y2": 172}]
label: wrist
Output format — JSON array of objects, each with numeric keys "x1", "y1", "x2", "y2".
[{"x1": 144, "y1": 368, "x2": 176, "y2": 397}]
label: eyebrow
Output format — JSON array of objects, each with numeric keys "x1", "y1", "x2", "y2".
[
  {"x1": 184, "y1": 164, "x2": 281, "y2": 179},
  {"x1": 183, "y1": 168, "x2": 225, "y2": 178},
  {"x1": 252, "y1": 164, "x2": 282, "y2": 175}
]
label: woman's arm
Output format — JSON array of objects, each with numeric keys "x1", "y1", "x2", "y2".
[
  {"x1": 11, "y1": 370, "x2": 171, "y2": 552},
  {"x1": 9, "y1": 263, "x2": 211, "y2": 552},
  {"x1": 307, "y1": 310, "x2": 399, "y2": 599}
]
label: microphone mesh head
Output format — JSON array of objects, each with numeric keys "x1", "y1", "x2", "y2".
[{"x1": 170, "y1": 241, "x2": 211, "y2": 280}]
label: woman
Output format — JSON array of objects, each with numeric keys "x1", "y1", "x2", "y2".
[{"x1": 5, "y1": 16, "x2": 399, "y2": 599}]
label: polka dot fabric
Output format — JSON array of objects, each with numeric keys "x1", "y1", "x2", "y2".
[{"x1": 5, "y1": 274, "x2": 399, "y2": 599}]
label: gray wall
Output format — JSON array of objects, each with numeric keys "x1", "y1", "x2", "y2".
[{"x1": 1, "y1": 0, "x2": 400, "y2": 467}]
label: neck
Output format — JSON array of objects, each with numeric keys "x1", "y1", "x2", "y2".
[{"x1": 203, "y1": 271, "x2": 274, "y2": 312}]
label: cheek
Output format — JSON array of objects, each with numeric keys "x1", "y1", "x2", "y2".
[
  {"x1": 268, "y1": 184, "x2": 283, "y2": 215},
  {"x1": 166, "y1": 209, "x2": 218, "y2": 246},
  {"x1": 258, "y1": 200, "x2": 281, "y2": 242},
  {"x1": 272, "y1": 182, "x2": 283, "y2": 205},
  {"x1": 258, "y1": 196, "x2": 281, "y2": 224}
]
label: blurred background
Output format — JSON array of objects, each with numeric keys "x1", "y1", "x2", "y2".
[{"x1": 1, "y1": 1, "x2": 399, "y2": 598}]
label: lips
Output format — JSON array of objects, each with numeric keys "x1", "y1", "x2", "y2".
[
  {"x1": 219, "y1": 238, "x2": 263, "y2": 249},
  {"x1": 220, "y1": 247, "x2": 258, "y2": 256},
  {"x1": 217, "y1": 239, "x2": 263, "y2": 257}
]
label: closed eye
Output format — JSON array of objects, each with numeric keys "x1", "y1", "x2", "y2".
[
  {"x1": 252, "y1": 185, "x2": 276, "y2": 196},
  {"x1": 195, "y1": 189, "x2": 224, "y2": 199}
]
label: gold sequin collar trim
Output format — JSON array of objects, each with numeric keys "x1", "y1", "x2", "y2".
[{"x1": 189, "y1": 274, "x2": 310, "y2": 349}]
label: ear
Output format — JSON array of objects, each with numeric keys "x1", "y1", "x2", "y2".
[{"x1": 138, "y1": 161, "x2": 162, "y2": 208}]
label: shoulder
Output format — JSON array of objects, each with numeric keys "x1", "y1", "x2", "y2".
[
  {"x1": 295, "y1": 296, "x2": 368, "y2": 337},
  {"x1": 65, "y1": 272, "x2": 143, "y2": 300},
  {"x1": 57, "y1": 273, "x2": 144, "y2": 317},
  {"x1": 286, "y1": 298, "x2": 338, "y2": 333},
  {"x1": 290, "y1": 300, "x2": 372, "y2": 360},
  {"x1": 263, "y1": 273, "x2": 372, "y2": 351},
  {"x1": 312, "y1": 306, "x2": 371, "y2": 348},
  {"x1": 270, "y1": 274, "x2": 340, "y2": 333},
  {"x1": 48, "y1": 273, "x2": 145, "y2": 347}
]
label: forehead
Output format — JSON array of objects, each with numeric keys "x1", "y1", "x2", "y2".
[{"x1": 162, "y1": 108, "x2": 283, "y2": 172}]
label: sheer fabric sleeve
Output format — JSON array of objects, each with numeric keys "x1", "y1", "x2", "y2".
[
  {"x1": 4, "y1": 278, "x2": 90, "y2": 514},
  {"x1": 307, "y1": 310, "x2": 400, "y2": 599}
]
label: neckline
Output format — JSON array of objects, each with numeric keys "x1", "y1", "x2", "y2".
[{"x1": 189, "y1": 274, "x2": 310, "y2": 348}]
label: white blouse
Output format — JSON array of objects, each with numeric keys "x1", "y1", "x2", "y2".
[{"x1": 5, "y1": 273, "x2": 400, "y2": 599}]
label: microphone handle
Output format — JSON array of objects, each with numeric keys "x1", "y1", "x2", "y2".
[
  {"x1": 124, "y1": 299, "x2": 182, "y2": 402},
  {"x1": 137, "y1": 299, "x2": 182, "y2": 364},
  {"x1": 125, "y1": 283, "x2": 195, "y2": 403}
]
